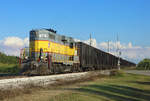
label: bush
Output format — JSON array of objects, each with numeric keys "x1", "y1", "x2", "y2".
[
  {"x1": 0, "y1": 52, "x2": 20, "y2": 74},
  {"x1": 0, "y1": 64, "x2": 20, "y2": 74},
  {"x1": 137, "y1": 59, "x2": 150, "y2": 70},
  {"x1": 0, "y1": 52, "x2": 18, "y2": 64}
]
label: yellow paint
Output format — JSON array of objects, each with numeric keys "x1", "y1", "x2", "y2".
[{"x1": 30, "y1": 40, "x2": 77, "y2": 56}]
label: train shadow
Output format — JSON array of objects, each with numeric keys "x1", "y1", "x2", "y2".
[
  {"x1": 74, "y1": 84, "x2": 150, "y2": 101},
  {"x1": 132, "y1": 81, "x2": 150, "y2": 85},
  {"x1": 0, "y1": 73, "x2": 21, "y2": 77}
]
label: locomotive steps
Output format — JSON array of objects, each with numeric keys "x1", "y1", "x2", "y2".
[{"x1": 0, "y1": 70, "x2": 111, "y2": 90}]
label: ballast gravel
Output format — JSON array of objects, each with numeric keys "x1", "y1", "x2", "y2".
[
  {"x1": 0, "y1": 72, "x2": 88, "y2": 90},
  {"x1": 0, "y1": 70, "x2": 110, "y2": 90}
]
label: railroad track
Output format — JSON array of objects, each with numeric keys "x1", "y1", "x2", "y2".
[{"x1": 0, "y1": 74, "x2": 26, "y2": 80}]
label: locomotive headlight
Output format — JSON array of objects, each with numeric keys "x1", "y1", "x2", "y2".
[{"x1": 25, "y1": 56, "x2": 28, "y2": 59}]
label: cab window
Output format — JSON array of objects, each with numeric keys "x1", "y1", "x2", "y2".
[{"x1": 69, "y1": 43, "x2": 73, "y2": 48}]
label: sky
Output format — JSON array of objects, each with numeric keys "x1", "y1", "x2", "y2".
[{"x1": 0, "y1": 0, "x2": 150, "y2": 63}]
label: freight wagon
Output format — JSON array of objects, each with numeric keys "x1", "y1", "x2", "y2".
[{"x1": 76, "y1": 42, "x2": 135, "y2": 71}]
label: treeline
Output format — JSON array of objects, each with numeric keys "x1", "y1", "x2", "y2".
[
  {"x1": 137, "y1": 59, "x2": 150, "y2": 70},
  {"x1": 0, "y1": 52, "x2": 18, "y2": 64}
]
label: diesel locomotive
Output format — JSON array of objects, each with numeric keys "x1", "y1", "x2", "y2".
[{"x1": 20, "y1": 28, "x2": 136, "y2": 75}]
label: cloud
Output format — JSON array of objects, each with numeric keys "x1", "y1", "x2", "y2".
[
  {"x1": 98, "y1": 41, "x2": 142, "y2": 50},
  {"x1": 83, "y1": 38, "x2": 97, "y2": 48},
  {"x1": 98, "y1": 41, "x2": 150, "y2": 63},
  {"x1": 0, "y1": 37, "x2": 29, "y2": 56}
]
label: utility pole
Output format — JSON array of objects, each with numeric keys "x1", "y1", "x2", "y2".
[
  {"x1": 90, "y1": 34, "x2": 92, "y2": 46},
  {"x1": 117, "y1": 34, "x2": 121, "y2": 70},
  {"x1": 108, "y1": 40, "x2": 110, "y2": 53}
]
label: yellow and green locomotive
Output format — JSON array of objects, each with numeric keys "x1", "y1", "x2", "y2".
[{"x1": 21, "y1": 28, "x2": 80, "y2": 75}]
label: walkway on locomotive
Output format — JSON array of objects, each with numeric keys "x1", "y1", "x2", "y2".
[{"x1": 29, "y1": 29, "x2": 79, "y2": 65}]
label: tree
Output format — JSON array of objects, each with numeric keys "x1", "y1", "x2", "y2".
[
  {"x1": 0, "y1": 52, "x2": 18, "y2": 64},
  {"x1": 137, "y1": 59, "x2": 150, "y2": 70}
]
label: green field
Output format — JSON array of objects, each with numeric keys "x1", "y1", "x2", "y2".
[
  {"x1": 4, "y1": 71, "x2": 150, "y2": 101},
  {"x1": 0, "y1": 63, "x2": 20, "y2": 74}
]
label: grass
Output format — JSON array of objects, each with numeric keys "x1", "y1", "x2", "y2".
[
  {"x1": 121, "y1": 66, "x2": 137, "y2": 70},
  {"x1": 136, "y1": 66, "x2": 150, "y2": 70},
  {"x1": 2, "y1": 70, "x2": 150, "y2": 101},
  {"x1": 0, "y1": 63, "x2": 20, "y2": 74},
  {"x1": 48, "y1": 72, "x2": 150, "y2": 101}
]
